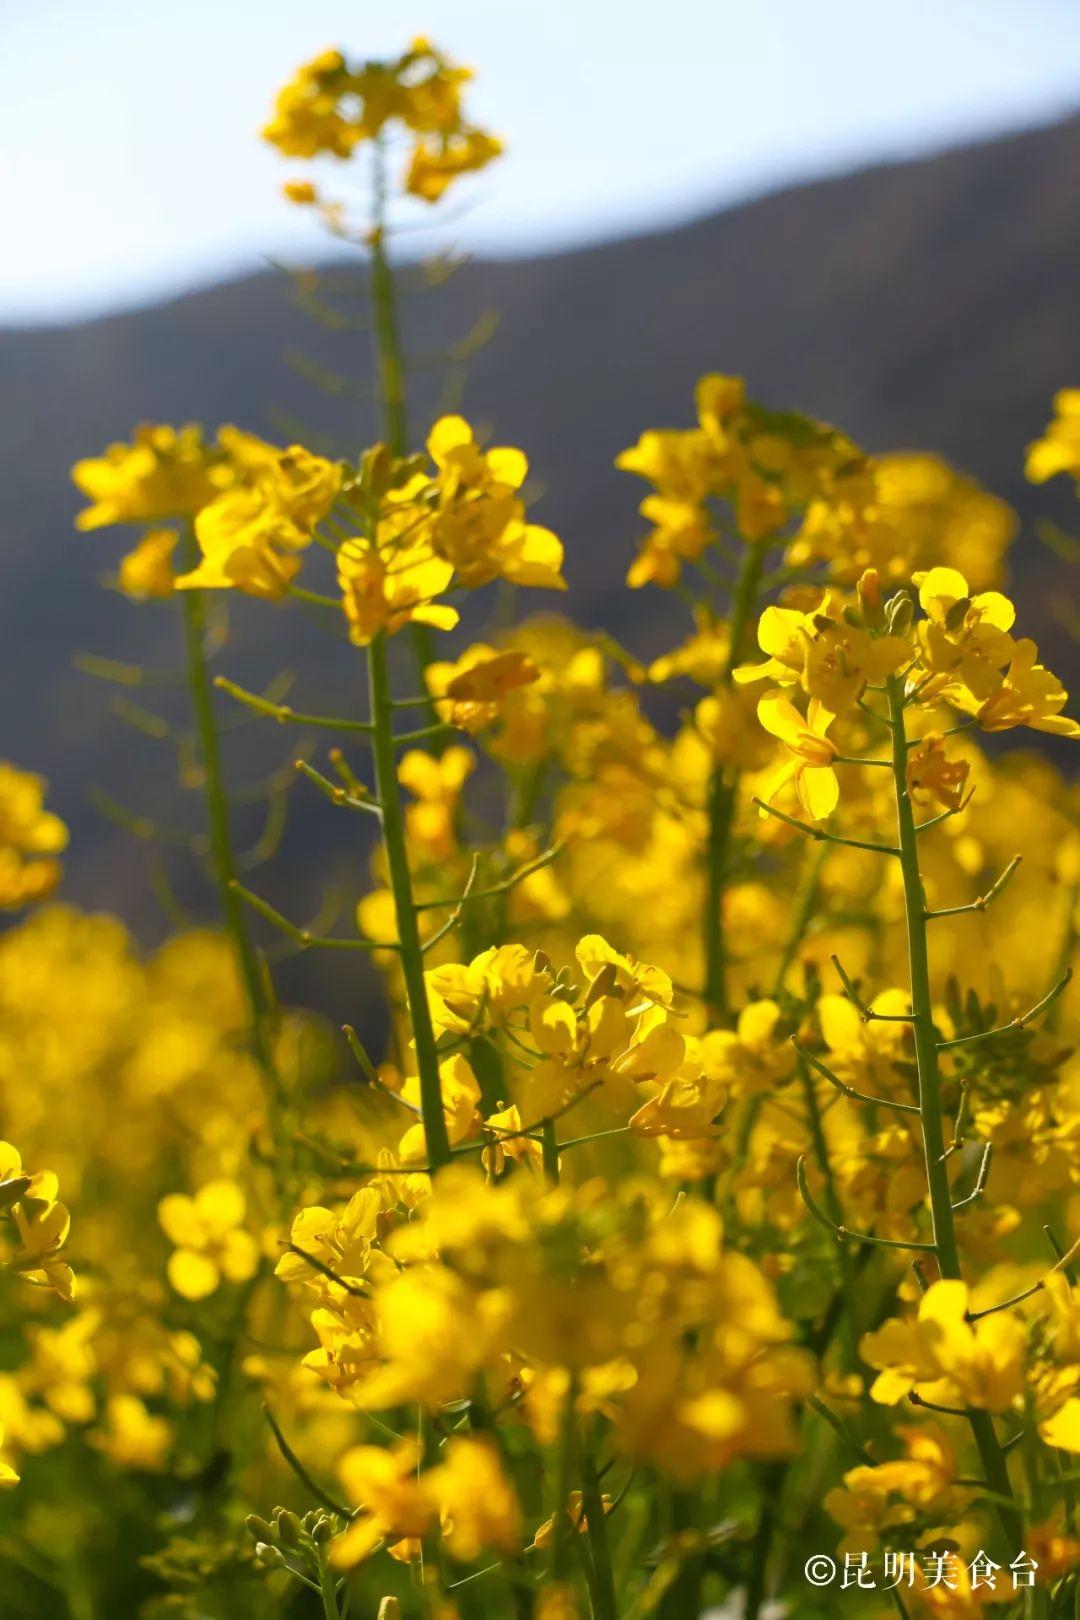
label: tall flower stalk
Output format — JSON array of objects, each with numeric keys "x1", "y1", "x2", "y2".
[
  {"x1": 886, "y1": 673, "x2": 1022, "y2": 1548},
  {"x1": 178, "y1": 528, "x2": 281, "y2": 1104},
  {"x1": 366, "y1": 631, "x2": 452, "y2": 1170}
]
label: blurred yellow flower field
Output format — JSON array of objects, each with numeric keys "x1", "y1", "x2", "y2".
[{"x1": 2, "y1": 34, "x2": 1079, "y2": 1620}]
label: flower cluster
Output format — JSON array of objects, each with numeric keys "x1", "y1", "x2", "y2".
[
  {"x1": 337, "y1": 420, "x2": 565, "y2": 645},
  {"x1": 24, "y1": 27, "x2": 1080, "y2": 1620},
  {"x1": 263, "y1": 39, "x2": 502, "y2": 206},
  {"x1": 0, "y1": 763, "x2": 67, "y2": 909},
  {"x1": 0, "y1": 1141, "x2": 75, "y2": 1305}
]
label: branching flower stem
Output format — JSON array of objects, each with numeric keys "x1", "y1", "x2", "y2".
[
  {"x1": 368, "y1": 630, "x2": 452, "y2": 1171},
  {"x1": 179, "y1": 535, "x2": 281, "y2": 1105},
  {"x1": 703, "y1": 539, "x2": 769, "y2": 1021},
  {"x1": 885, "y1": 674, "x2": 1021, "y2": 1550},
  {"x1": 368, "y1": 132, "x2": 440, "y2": 721}
]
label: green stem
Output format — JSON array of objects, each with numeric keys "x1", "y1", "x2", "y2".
[
  {"x1": 772, "y1": 841, "x2": 828, "y2": 996},
  {"x1": 367, "y1": 632, "x2": 452, "y2": 1171},
  {"x1": 542, "y1": 1119, "x2": 560, "y2": 1186},
  {"x1": 178, "y1": 535, "x2": 278, "y2": 1091},
  {"x1": 659, "y1": 1488, "x2": 704, "y2": 1620},
  {"x1": 886, "y1": 675, "x2": 1021, "y2": 1550},
  {"x1": 369, "y1": 135, "x2": 439, "y2": 721},
  {"x1": 318, "y1": 1551, "x2": 343, "y2": 1620},
  {"x1": 798, "y1": 1060, "x2": 861, "y2": 1368},
  {"x1": 579, "y1": 1420, "x2": 618, "y2": 1620},
  {"x1": 703, "y1": 540, "x2": 768, "y2": 1022},
  {"x1": 551, "y1": 1377, "x2": 579, "y2": 1589},
  {"x1": 744, "y1": 1462, "x2": 785, "y2": 1620},
  {"x1": 369, "y1": 138, "x2": 407, "y2": 460}
]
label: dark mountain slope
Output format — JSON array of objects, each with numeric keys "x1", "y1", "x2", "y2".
[{"x1": 2, "y1": 112, "x2": 1079, "y2": 952}]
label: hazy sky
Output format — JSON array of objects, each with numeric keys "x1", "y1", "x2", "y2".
[{"x1": 4, "y1": 0, "x2": 1080, "y2": 323}]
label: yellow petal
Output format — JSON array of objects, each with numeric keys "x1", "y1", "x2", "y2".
[
  {"x1": 756, "y1": 690, "x2": 804, "y2": 745},
  {"x1": 194, "y1": 1179, "x2": 246, "y2": 1238},
  {"x1": 427, "y1": 415, "x2": 472, "y2": 465},
  {"x1": 757, "y1": 606, "x2": 804, "y2": 659},
  {"x1": 918, "y1": 566, "x2": 968, "y2": 613},
  {"x1": 168, "y1": 1249, "x2": 220, "y2": 1301},
  {"x1": 1041, "y1": 1398, "x2": 1080, "y2": 1453},
  {"x1": 486, "y1": 446, "x2": 528, "y2": 488},
  {"x1": 798, "y1": 765, "x2": 839, "y2": 821},
  {"x1": 219, "y1": 1229, "x2": 261, "y2": 1284},
  {"x1": 158, "y1": 1193, "x2": 202, "y2": 1248}
]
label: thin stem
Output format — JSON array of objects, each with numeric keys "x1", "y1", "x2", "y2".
[
  {"x1": 415, "y1": 843, "x2": 563, "y2": 910},
  {"x1": 807, "y1": 1396, "x2": 876, "y2": 1467},
  {"x1": 926, "y1": 856, "x2": 1022, "y2": 920},
  {"x1": 753, "y1": 798, "x2": 900, "y2": 857},
  {"x1": 916, "y1": 794, "x2": 974, "y2": 834},
  {"x1": 771, "y1": 841, "x2": 828, "y2": 996},
  {"x1": 579, "y1": 1420, "x2": 618, "y2": 1620},
  {"x1": 295, "y1": 759, "x2": 382, "y2": 817},
  {"x1": 542, "y1": 1120, "x2": 560, "y2": 1187},
  {"x1": 216, "y1": 675, "x2": 450, "y2": 747},
  {"x1": 420, "y1": 854, "x2": 481, "y2": 954},
  {"x1": 215, "y1": 675, "x2": 374, "y2": 732},
  {"x1": 951, "y1": 1142, "x2": 994, "y2": 1212},
  {"x1": 936, "y1": 969, "x2": 1072, "y2": 1050},
  {"x1": 550, "y1": 1376, "x2": 579, "y2": 1589},
  {"x1": 796, "y1": 1155, "x2": 935, "y2": 1251},
  {"x1": 231, "y1": 881, "x2": 395, "y2": 953},
  {"x1": 885, "y1": 674, "x2": 1021, "y2": 1549},
  {"x1": 262, "y1": 1405, "x2": 350, "y2": 1520},
  {"x1": 318, "y1": 1552, "x2": 344, "y2": 1620},
  {"x1": 796, "y1": 1055, "x2": 862, "y2": 1368},
  {"x1": 179, "y1": 543, "x2": 279, "y2": 1096},
  {"x1": 369, "y1": 139, "x2": 407, "y2": 458},
  {"x1": 369, "y1": 133, "x2": 440, "y2": 728},
  {"x1": 793, "y1": 1038, "x2": 921, "y2": 1115},
  {"x1": 831, "y1": 954, "x2": 914, "y2": 1022},
  {"x1": 703, "y1": 539, "x2": 768, "y2": 1021},
  {"x1": 1045, "y1": 1225, "x2": 1080, "y2": 1286},
  {"x1": 368, "y1": 632, "x2": 452, "y2": 1171},
  {"x1": 284, "y1": 1244, "x2": 369, "y2": 1298}
]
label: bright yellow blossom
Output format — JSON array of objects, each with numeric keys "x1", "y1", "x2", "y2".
[
  {"x1": 72, "y1": 424, "x2": 222, "y2": 530},
  {"x1": 756, "y1": 691, "x2": 840, "y2": 821},
  {"x1": 1026, "y1": 388, "x2": 1080, "y2": 484},
  {"x1": 0, "y1": 763, "x2": 68, "y2": 909},
  {"x1": 861, "y1": 1281, "x2": 1027, "y2": 1413},
  {"x1": 426, "y1": 643, "x2": 541, "y2": 733},
  {"x1": 263, "y1": 40, "x2": 502, "y2": 204},
  {"x1": 158, "y1": 1180, "x2": 260, "y2": 1300},
  {"x1": 117, "y1": 527, "x2": 178, "y2": 599}
]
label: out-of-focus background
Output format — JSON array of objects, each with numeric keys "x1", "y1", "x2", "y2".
[{"x1": 3, "y1": 0, "x2": 1079, "y2": 1002}]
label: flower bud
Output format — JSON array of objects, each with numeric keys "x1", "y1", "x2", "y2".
[
  {"x1": 857, "y1": 567, "x2": 885, "y2": 629},
  {"x1": 274, "y1": 1508, "x2": 303, "y2": 1549},
  {"x1": 255, "y1": 1542, "x2": 286, "y2": 1569},
  {"x1": 245, "y1": 1515, "x2": 274, "y2": 1543}
]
